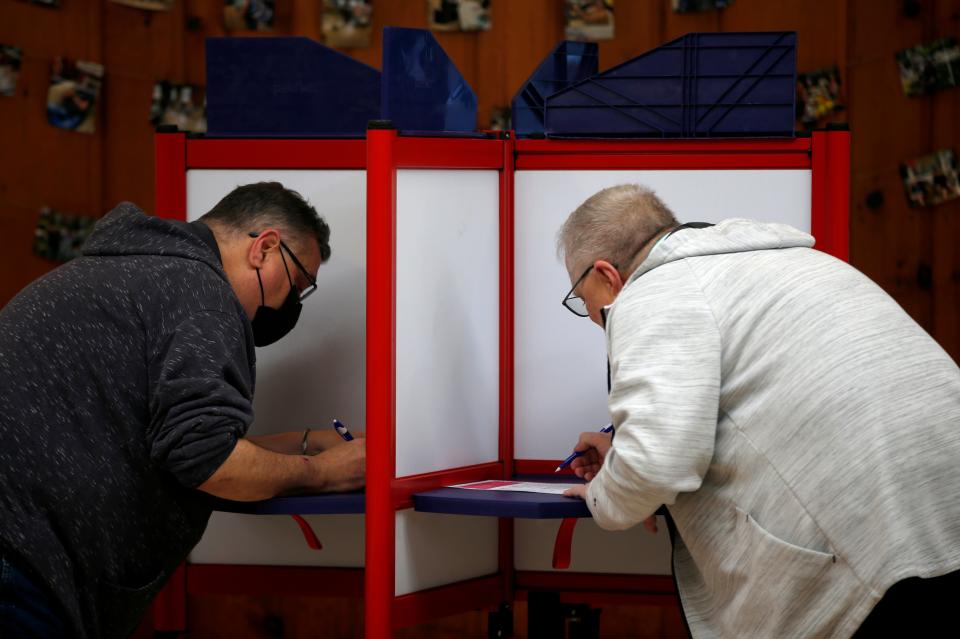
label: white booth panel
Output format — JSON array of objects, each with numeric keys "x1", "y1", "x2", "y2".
[
  {"x1": 395, "y1": 170, "x2": 500, "y2": 477},
  {"x1": 186, "y1": 169, "x2": 366, "y2": 566},
  {"x1": 514, "y1": 517, "x2": 672, "y2": 574},
  {"x1": 514, "y1": 170, "x2": 811, "y2": 460},
  {"x1": 395, "y1": 510, "x2": 499, "y2": 596},
  {"x1": 190, "y1": 513, "x2": 364, "y2": 567}
]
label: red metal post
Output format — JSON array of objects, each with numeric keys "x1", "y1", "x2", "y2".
[
  {"x1": 154, "y1": 130, "x2": 187, "y2": 220},
  {"x1": 365, "y1": 126, "x2": 398, "y2": 639},
  {"x1": 811, "y1": 128, "x2": 851, "y2": 262}
]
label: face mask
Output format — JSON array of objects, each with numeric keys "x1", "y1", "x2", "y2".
[{"x1": 251, "y1": 256, "x2": 302, "y2": 347}]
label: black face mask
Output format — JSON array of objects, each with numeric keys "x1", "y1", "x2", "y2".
[{"x1": 251, "y1": 258, "x2": 302, "y2": 347}]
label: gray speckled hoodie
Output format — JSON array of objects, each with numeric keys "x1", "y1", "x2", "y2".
[{"x1": 0, "y1": 202, "x2": 256, "y2": 638}]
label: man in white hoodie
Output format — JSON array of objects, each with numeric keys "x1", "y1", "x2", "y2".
[{"x1": 559, "y1": 184, "x2": 960, "y2": 638}]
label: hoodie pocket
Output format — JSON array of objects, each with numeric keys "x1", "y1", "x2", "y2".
[
  {"x1": 719, "y1": 507, "x2": 837, "y2": 636},
  {"x1": 97, "y1": 571, "x2": 166, "y2": 639}
]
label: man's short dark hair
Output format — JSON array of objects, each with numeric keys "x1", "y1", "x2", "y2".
[{"x1": 200, "y1": 182, "x2": 331, "y2": 262}]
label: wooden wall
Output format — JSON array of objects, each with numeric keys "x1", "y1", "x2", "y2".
[{"x1": 1, "y1": 0, "x2": 958, "y2": 636}]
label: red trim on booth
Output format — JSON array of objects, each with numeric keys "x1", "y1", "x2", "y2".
[
  {"x1": 394, "y1": 137, "x2": 503, "y2": 169},
  {"x1": 290, "y1": 514, "x2": 323, "y2": 550},
  {"x1": 515, "y1": 138, "x2": 812, "y2": 171},
  {"x1": 392, "y1": 461, "x2": 504, "y2": 508},
  {"x1": 186, "y1": 138, "x2": 367, "y2": 169},
  {"x1": 152, "y1": 562, "x2": 186, "y2": 631},
  {"x1": 811, "y1": 130, "x2": 850, "y2": 262},
  {"x1": 499, "y1": 136, "x2": 516, "y2": 478},
  {"x1": 393, "y1": 575, "x2": 503, "y2": 629},
  {"x1": 552, "y1": 517, "x2": 578, "y2": 570},
  {"x1": 516, "y1": 138, "x2": 811, "y2": 154},
  {"x1": 366, "y1": 128, "x2": 398, "y2": 639},
  {"x1": 514, "y1": 459, "x2": 577, "y2": 476},
  {"x1": 517, "y1": 153, "x2": 810, "y2": 170},
  {"x1": 187, "y1": 564, "x2": 364, "y2": 597},
  {"x1": 154, "y1": 131, "x2": 187, "y2": 220},
  {"x1": 498, "y1": 135, "x2": 517, "y2": 605}
]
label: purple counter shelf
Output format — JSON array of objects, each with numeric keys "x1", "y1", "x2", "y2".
[
  {"x1": 209, "y1": 491, "x2": 365, "y2": 515},
  {"x1": 412, "y1": 475, "x2": 591, "y2": 519}
]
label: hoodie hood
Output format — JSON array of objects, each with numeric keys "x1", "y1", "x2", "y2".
[
  {"x1": 83, "y1": 202, "x2": 225, "y2": 279},
  {"x1": 627, "y1": 218, "x2": 815, "y2": 286}
]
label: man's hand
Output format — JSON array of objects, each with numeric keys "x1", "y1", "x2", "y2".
[
  {"x1": 198, "y1": 436, "x2": 365, "y2": 501},
  {"x1": 309, "y1": 437, "x2": 365, "y2": 492},
  {"x1": 568, "y1": 431, "x2": 613, "y2": 481},
  {"x1": 563, "y1": 483, "x2": 659, "y2": 535}
]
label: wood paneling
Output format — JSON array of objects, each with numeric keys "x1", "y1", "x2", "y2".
[{"x1": 0, "y1": 1, "x2": 958, "y2": 635}]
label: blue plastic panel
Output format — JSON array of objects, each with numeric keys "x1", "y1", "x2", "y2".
[
  {"x1": 545, "y1": 31, "x2": 797, "y2": 138},
  {"x1": 381, "y1": 27, "x2": 477, "y2": 133},
  {"x1": 206, "y1": 37, "x2": 380, "y2": 137},
  {"x1": 512, "y1": 41, "x2": 599, "y2": 137}
]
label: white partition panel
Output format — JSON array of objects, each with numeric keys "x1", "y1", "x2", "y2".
[
  {"x1": 185, "y1": 169, "x2": 366, "y2": 566},
  {"x1": 395, "y1": 511, "x2": 499, "y2": 595},
  {"x1": 394, "y1": 170, "x2": 500, "y2": 477},
  {"x1": 515, "y1": 517, "x2": 672, "y2": 574},
  {"x1": 515, "y1": 170, "x2": 811, "y2": 461},
  {"x1": 191, "y1": 513, "x2": 364, "y2": 567}
]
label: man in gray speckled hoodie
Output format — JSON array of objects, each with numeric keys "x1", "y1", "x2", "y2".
[{"x1": 0, "y1": 182, "x2": 366, "y2": 639}]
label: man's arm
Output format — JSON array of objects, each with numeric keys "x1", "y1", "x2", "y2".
[
  {"x1": 247, "y1": 429, "x2": 348, "y2": 455},
  {"x1": 197, "y1": 437, "x2": 365, "y2": 501}
]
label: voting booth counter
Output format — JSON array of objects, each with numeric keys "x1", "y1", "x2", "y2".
[{"x1": 150, "y1": 28, "x2": 851, "y2": 638}]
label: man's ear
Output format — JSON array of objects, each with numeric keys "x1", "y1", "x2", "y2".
[
  {"x1": 247, "y1": 229, "x2": 280, "y2": 268},
  {"x1": 593, "y1": 259, "x2": 624, "y2": 294}
]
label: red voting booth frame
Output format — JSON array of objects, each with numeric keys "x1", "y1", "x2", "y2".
[{"x1": 152, "y1": 128, "x2": 850, "y2": 637}]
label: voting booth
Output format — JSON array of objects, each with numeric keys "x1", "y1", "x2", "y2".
[{"x1": 152, "y1": 29, "x2": 850, "y2": 637}]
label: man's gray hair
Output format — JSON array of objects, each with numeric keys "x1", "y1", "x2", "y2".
[{"x1": 556, "y1": 184, "x2": 678, "y2": 278}]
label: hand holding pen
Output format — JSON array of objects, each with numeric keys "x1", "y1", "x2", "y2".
[
  {"x1": 556, "y1": 424, "x2": 614, "y2": 479},
  {"x1": 332, "y1": 419, "x2": 355, "y2": 441}
]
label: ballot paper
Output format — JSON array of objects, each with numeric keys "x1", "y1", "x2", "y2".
[{"x1": 450, "y1": 480, "x2": 581, "y2": 495}]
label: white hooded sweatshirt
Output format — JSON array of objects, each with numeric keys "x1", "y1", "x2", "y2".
[{"x1": 586, "y1": 218, "x2": 960, "y2": 638}]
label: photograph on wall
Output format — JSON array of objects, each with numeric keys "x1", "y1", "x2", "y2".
[
  {"x1": 108, "y1": 0, "x2": 174, "y2": 10},
  {"x1": 896, "y1": 37, "x2": 960, "y2": 97},
  {"x1": 149, "y1": 82, "x2": 206, "y2": 134},
  {"x1": 672, "y1": 0, "x2": 735, "y2": 13},
  {"x1": 428, "y1": 0, "x2": 491, "y2": 32},
  {"x1": 224, "y1": 0, "x2": 275, "y2": 32},
  {"x1": 900, "y1": 149, "x2": 960, "y2": 208},
  {"x1": 0, "y1": 45, "x2": 22, "y2": 97},
  {"x1": 489, "y1": 105, "x2": 511, "y2": 131},
  {"x1": 322, "y1": 0, "x2": 373, "y2": 49},
  {"x1": 33, "y1": 207, "x2": 98, "y2": 262},
  {"x1": 564, "y1": 0, "x2": 614, "y2": 41},
  {"x1": 796, "y1": 65, "x2": 843, "y2": 128},
  {"x1": 46, "y1": 58, "x2": 104, "y2": 134}
]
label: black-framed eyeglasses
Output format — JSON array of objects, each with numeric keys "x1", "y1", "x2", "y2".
[
  {"x1": 562, "y1": 264, "x2": 594, "y2": 317},
  {"x1": 249, "y1": 232, "x2": 318, "y2": 302},
  {"x1": 279, "y1": 241, "x2": 318, "y2": 302}
]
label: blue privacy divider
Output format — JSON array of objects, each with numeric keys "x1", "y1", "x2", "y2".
[
  {"x1": 381, "y1": 27, "x2": 477, "y2": 134},
  {"x1": 512, "y1": 41, "x2": 599, "y2": 137},
  {"x1": 545, "y1": 32, "x2": 797, "y2": 138},
  {"x1": 206, "y1": 37, "x2": 380, "y2": 137}
]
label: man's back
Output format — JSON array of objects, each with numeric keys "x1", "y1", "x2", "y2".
[
  {"x1": 607, "y1": 220, "x2": 960, "y2": 637},
  {"x1": 0, "y1": 203, "x2": 256, "y2": 639}
]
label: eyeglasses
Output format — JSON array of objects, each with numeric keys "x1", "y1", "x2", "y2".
[
  {"x1": 562, "y1": 227, "x2": 675, "y2": 318},
  {"x1": 562, "y1": 264, "x2": 594, "y2": 317},
  {"x1": 250, "y1": 232, "x2": 318, "y2": 302},
  {"x1": 279, "y1": 241, "x2": 318, "y2": 302}
]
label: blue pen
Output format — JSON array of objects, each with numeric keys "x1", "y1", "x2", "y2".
[
  {"x1": 554, "y1": 424, "x2": 614, "y2": 472},
  {"x1": 332, "y1": 419, "x2": 355, "y2": 442}
]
